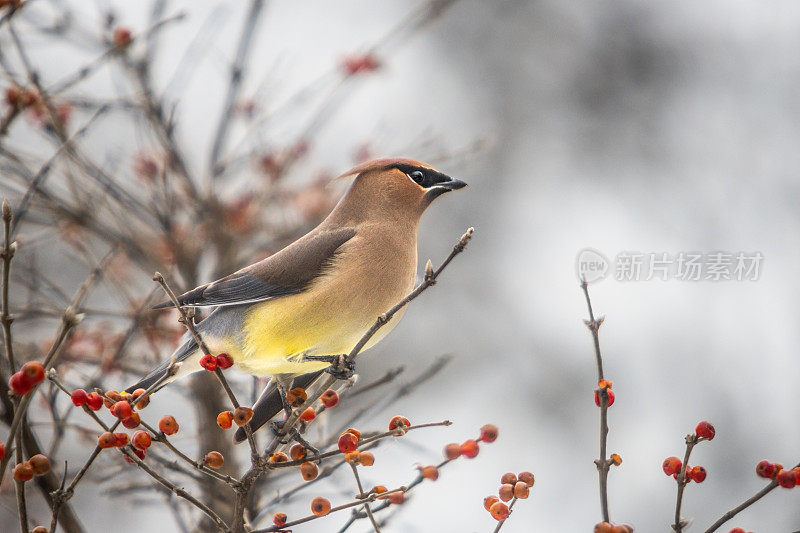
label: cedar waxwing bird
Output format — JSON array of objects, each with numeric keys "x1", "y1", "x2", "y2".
[{"x1": 125, "y1": 159, "x2": 467, "y2": 442}]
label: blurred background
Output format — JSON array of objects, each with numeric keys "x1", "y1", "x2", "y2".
[{"x1": 2, "y1": 0, "x2": 799, "y2": 531}]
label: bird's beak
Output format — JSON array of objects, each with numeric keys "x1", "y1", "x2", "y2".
[
  {"x1": 437, "y1": 178, "x2": 468, "y2": 191},
  {"x1": 423, "y1": 176, "x2": 467, "y2": 202}
]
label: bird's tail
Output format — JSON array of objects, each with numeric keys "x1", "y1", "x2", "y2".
[
  {"x1": 124, "y1": 337, "x2": 198, "y2": 395},
  {"x1": 234, "y1": 370, "x2": 325, "y2": 444}
]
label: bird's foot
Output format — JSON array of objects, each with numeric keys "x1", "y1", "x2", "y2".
[
  {"x1": 269, "y1": 420, "x2": 291, "y2": 442},
  {"x1": 326, "y1": 355, "x2": 355, "y2": 380}
]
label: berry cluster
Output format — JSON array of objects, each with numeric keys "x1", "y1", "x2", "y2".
[
  {"x1": 662, "y1": 421, "x2": 716, "y2": 484},
  {"x1": 483, "y1": 470, "x2": 534, "y2": 522},
  {"x1": 8, "y1": 361, "x2": 45, "y2": 396},
  {"x1": 13, "y1": 453, "x2": 50, "y2": 482},
  {"x1": 199, "y1": 352, "x2": 234, "y2": 372},
  {"x1": 755, "y1": 460, "x2": 800, "y2": 488}
]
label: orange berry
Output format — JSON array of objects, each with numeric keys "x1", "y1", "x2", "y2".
[
  {"x1": 460, "y1": 439, "x2": 479, "y2": 459},
  {"x1": 338, "y1": 432, "x2": 358, "y2": 453},
  {"x1": 518, "y1": 471, "x2": 535, "y2": 487},
  {"x1": 216, "y1": 353, "x2": 234, "y2": 369},
  {"x1": 499, "y1": 483, "x2": 514, "y2": 502},
  {"x1": 480, "y1": 424, "x2": 499, "y2": 443},
  {"x1": 595, "y1": 523, "x2": 615, "y2": 533},
  {"x1": 389, "y1": 416, "x2": 410, "y2": 433},
  {"x1": 98, "y1": 432, "x2": 116, "y2": 449},
  {"x1": 310, "y1": 497, "x2": 331, "y2": 517},
  {"x1": 777, "y1": 468, "x2": 796, "y2": 488},
  {"x1": 344, "y1": 428, "x2": 361, "y2": 439},
  {"x1": 420, "y1": 465, "x2": 439, "y2": 481},
  {"x1": 610, "y1": 454, "x2": 622, "y2": 466},
  {"x1": 595, "y1": 389, "x2": 615, "y2": 407},
  {"x1": 159, "y1": 415, "x2": 179, "y2": 435},
  {"x1": 269, "y1": 452, "x2": 289, "y2": 464},
  {"x1": 300, "y1": 461, "x2": 318, "y2": 481},
  {"x1": 205, "y1": 451, "x2": 224, "y2": 469},
  {"x1": 114, "y1": 433, "x2": 129, "y2": 447},
  {"x1": 217, "y1": 411, "x2": 233, "y2": 429},
  {"x1": 290, "y1": 444, "x2": 307, "y2": 461},
  {"x1": 387, "y1": 492, "x2": 405, "y2": 504},
  {"x1": 373, "y1": 485, "x2": 388, "y2": 496},
  {"x1": 321, "y1": 389, "x2": 339, "y2": 408},
  {"x1": 500, "y1": 473, "x2": 517, "y2": 485},
  {"x1": 489, "y1": 501, "x2": 510, "y2": 521},
  {"x1": 131, "y1": 388, "x2": 150, "y2": 409},
  {"x1": 286, "y1": 387, "x2": 307, "y2": 407},
  {"x1": 695, "y1": 421, "x2": 715, "y2": 440},
  {"x1": 663, "y1": 457, "x2": 682, "y2": 476},
  {"x1": 122, "y1": 412, "x2": 141, "y2": 429},
  {"x1": 21, "y1": 361, "x2": 45, "y2": 385},
  {"x1": 199, "y1": 354, "x2": 217, "y2": 371},
  {"x1": 111, "y1": 400, "x2": 133, "y2": 419},
  {"x1": 132, "y1": 431, "x2": 152, "y2": 451},
  {"x1": 345, "y1": 451, "x2": 361, "y2": 464},
  {"x1": 756, "y1": 460, "x2": 775, "y2": 479},
  {"x1": 598, "y1": 379, "x2": 613, "y2": 390},
  {"x1": 273, "y1": 513, "x2": 287, "y2": 527},
  {"x1": 233, "y1": 407, "x2": 254, "y2": 427},
  {"x1": 14, "y1": 462, "x2": 34, "y2": 482},
  {"x1": 300, "y1": 408, "x2": 316, "y2": 422},
  {"x1": 444, "y1": 443, "x2": 461, "y2": 460},
  {"x1": 29, "y1": 454, "x2": 50, "y2": 476},
  {"x1": 359, "y1": 452, "x2": 375, "y2": 466},
  {"x1": 689, "y1": 466, "x2": 707, "y2": 483},
  {"x1": 484, "y1": 495, "x2": 500, "y2": 511},
  {"x1": 31, "y1": 527, "x2": 48, "y2": 533},
  {"x1": 514, "y1": 481, "x2": 530, "y2": 499}
]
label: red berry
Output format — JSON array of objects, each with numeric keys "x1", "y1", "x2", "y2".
[
  {"x1": 9, "y1": 372, "x2": 33, "y2": 396},
  {"x1": 233, "y1": 407, "x2": 253, "y2": 427},
  {"x1": 13, "y1": 462, "x2": 34, "y2": 482},
  {"x1": 344, "y1": 428, "x2": 362, "y2": 439},
  {"x1": 460, "y1": 439, "x2": 479, "y2": 459},
  {"x1": 71, "y1": 389, "x2": 89, "y2": 407},
  {"x1": 286, "y1": 387, "x2": 307, "y2": 407},
  {"x1": 113, "y1": 27, "x2": 133, "y2": 48},
  {"x1": 300, "y1": 461, "x2": 319, "y2": 481},
  {"x1": 338, "y1": 432, "x2": 358, "y2": 453},
  {"x1": 114, "y1": 433, "x2": 129, "y2": 447},
  {"x1": 159, "y1": 415, "x2": 179, "y2": 435},
  {"x1": 480, "y1": 424, "x2": 499, "y2": 443},
  {"x1": 777, "y1": 469, "x2": 796, "y2": 488},
  {"x1": 217, "y1": 411, "x2": 233, "y2": 429},
  {"x1": 518, "y1": 471, "x2": 535, "y2": 487},
  {"x1": 444, "y1": 443, "x2": 461, "y2": 460},
  {"x1": 216, "y1": 353, "x2": 234, "y2": 369},
  {"x1": 21, "y1": 361, "x2": 45, "y2": 385},
  {"x1": 663, "y1": 457, "x2": 682, "y2": 476},
  {"x1": 0, "y1": 442, "x2": 5, "y2": 461},
  {"x1": 29, "y1": 454, "x2": 50, "y2": 476},
  {"x1": 132, "y1": 388, "x2": 150, "y2": 409},
  {"x1": 86, "y1": 392, "x2": 103, "y2": 411},
  {"x1": 756, "y1": 460, "x2": 775, "y2": 479},
  {"x1": 389, "y1": 415, "x2": 411, "y2": 433},
  {"x1": 199, "y1": 354, "x2": 217, "y2": 371},
  {"x1": 489, "y1": 501, "x2": 510, "y2": 521},
  {"x1": 300, "y1": 407, "x2": 316, "y2": 422},
  {"x1": 273, "y1": 513, "x2": 287, "y2": 527},
  {"x1": 484, "y1": 495, "x2": 499, "y2": 512},
  {"x1": 695, "y1": 421, "x2": 715, "y2": 440},
  {"x1": 311, "y1": 497, "x2": 331, "y2": 517},
  {"x1": 499, "y1": 483, "x2": 514, "y2": 502},
  {"x1": 595, "y1": 389, "x2": 615, "y2": 407},
  {"x1": 121, "y1": 412, "x2": 141, "y2": 429},
  {"x1": 514, "y1": 481, "x2": 530, "y2": 499},
  {"x1": 289, "y1": 444, "x2": 307, "y2": 461},
  {"x1": 111, "y1": 400, "x2": 133, "y2": 419},
  {"x1": 689, "y1": 466, "x2": 707, "y2": 483},
  {"x1": 205, "y1": 451, "x2": 224, "y2": 469},
  {"x1": 132, "y1": 430, "x2": 152, "y2": 451},
  {"x1": 321, "y1": 389, "x2": 339, "y2": 408},
  {"x1": 728, "y1": 529, "x2": 746, "y2": 533}
]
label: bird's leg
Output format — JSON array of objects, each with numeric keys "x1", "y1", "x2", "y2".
[
  {"x1": 273, "y1": 375, "x2": 294, "y2": 419},
  {"x1": 304, "y1": 354, "x2": 355, "y2": 379}
]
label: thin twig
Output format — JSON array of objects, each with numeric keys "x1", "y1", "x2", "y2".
[{"x1": 672, "y1": 434, "x2": 698, "y2": 532}]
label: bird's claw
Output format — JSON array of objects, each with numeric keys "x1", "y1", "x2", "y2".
[{"x1": 326, "y1": 356, "x2": 355, "y2": 380}]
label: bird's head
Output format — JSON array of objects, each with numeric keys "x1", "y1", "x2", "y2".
[{"x1": 333, "y1": 158, "x2": 467, "y2": 222}]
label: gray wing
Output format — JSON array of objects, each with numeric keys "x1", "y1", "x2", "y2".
[{"x1": 153, "y1": 227, "x2": 355, "y2": 309}]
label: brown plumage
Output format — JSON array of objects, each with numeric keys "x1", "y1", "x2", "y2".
[{"x1": 130, "y1": 158, "x2": 467, "y2": 440}]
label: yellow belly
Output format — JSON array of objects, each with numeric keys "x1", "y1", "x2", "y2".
[{"x1": 238, "y1": 279, "x2": 410, "y2": 376}]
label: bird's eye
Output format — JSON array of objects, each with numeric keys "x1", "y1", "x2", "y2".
[{"x1": 408, "y1": 170, "x2": 425, "y2": 184}]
